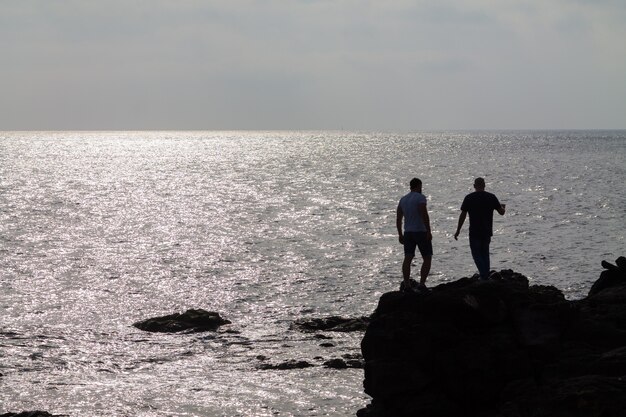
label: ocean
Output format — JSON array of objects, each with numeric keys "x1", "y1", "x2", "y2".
[{"x1": 1, "y1": 130, "x2": 624, "y2": 416}]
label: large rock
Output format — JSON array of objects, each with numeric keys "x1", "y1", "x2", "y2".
[
  {"x1": 133, "y1": 309, "x2": 231, "y2": 333},
  {"x1": 358, "y1": 259, "x2": 626, "y2": 417}
]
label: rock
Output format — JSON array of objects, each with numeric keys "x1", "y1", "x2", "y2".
[
  {"x1": 358, "y1": 258, "x2": 626, "y2": 417},
  {"x1": 343, "y1": 353, "x2": 363, "y2": 360},
  {"x1": 500, "y1": 376, "x2": 626, "y2": 417},
  {"x1": 257, "y1": 360, "x2": 314, "y2": 370},
  {"x1": 324, "y1": 358, "x2": 349, "y2": 369},
  {"x1": 292, "y1": 316, "x2": 370, "y2": 332},
  {"x1": 0, "y1": 413, "x2": 61, "y2": 417},
  {"x1": 133, "y1": 309, "x2": 231, "y2": 333},
  {"x1": 324, "y1": 358, "x2": 364, "y2": 369},
  {"x1": 588, "y1": 256, "x2": 626, "y2": 296}
]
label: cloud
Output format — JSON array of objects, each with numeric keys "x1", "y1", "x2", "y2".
[{"x1": 0, "y1": 0, "x2": 624, "y2": 129}]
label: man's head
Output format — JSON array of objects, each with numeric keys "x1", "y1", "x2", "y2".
[
  {"x1": 474, "y1": 177, "x2": 486, "y2": 190},
  {"x1": 410, "y1": 178, "x2": 422, "y2": 191}
]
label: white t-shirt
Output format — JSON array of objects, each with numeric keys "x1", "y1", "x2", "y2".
[{"x1": 398, "y1": 191, "x2": 427, "y2": 232}]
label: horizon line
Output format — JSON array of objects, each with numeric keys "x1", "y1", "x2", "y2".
[{"x1": 2, "y1": 128, "x2": 626, "y2": 133}]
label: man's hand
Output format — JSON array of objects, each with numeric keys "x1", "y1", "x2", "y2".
[
  {"x1": 427, "y1": 231, "x2": 432, "y2": 241},
  {"x1": 398, "y1": 234, "x2": 404, "y2": 244},
  {"x1": 455, "y1": 211, "x2": 466, "y2": 241}
]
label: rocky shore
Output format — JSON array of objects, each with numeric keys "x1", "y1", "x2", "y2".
[{"x1": 358, "y1": 257, "x2": 626, "y2": 417}]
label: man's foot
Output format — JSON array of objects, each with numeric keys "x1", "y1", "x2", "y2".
[
  {"x1": 400, "y1": 279, "x2": 419, "y2": 293},
  {"x1": 489, "y1": 271, "x2": 503, "y2": 281},
  {"x1": 400, "y1": 279, "x2": 429, "y2": 294},
  {"x1": 476, "y1": 274, "x2": 490, "y2": 283}
]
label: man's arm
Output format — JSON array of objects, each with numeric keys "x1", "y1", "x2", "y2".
[
  {"x1": 454, "y1": 210, "x2": 467, "y2": 240},
  {"x1": 419, "y1": 203, "x2": 432, "y2": 241},
  {"x1": 396, "y1": 205, "x2": 404, "y2": 244}
]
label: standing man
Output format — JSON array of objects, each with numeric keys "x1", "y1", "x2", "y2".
[
  {"x1": 454, "y1": 177, "x2": 506, "y2": 280},
  {"x1": 397, "y1": 178, "x2": 432, "y2": 291}
]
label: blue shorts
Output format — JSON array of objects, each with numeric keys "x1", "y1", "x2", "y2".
[{"x1": 404, "y1": 231, "x2": 433, "y2": 257}]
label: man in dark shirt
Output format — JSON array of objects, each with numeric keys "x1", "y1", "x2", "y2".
[{"x1": 454, "y1": 177, "x2": 506, "y2": 280}]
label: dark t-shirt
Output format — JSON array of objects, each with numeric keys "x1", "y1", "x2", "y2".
[{"x1": 460, "y1": 191, "x2": 501, "y2": 239}]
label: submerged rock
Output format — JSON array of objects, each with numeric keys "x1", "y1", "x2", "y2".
[
  {"x1": 324, "y1": 358, "x2": 364, "y2": 369},
  {"x1": 257, "y1": 360, "x2": 314, "y2": 370},
  {"x1": 358, "y1": 259, "x2": 626, "y2": 417},
  {"x1": 292, "y1": 316, "x2": 370, "y2": 332},
  {"x1": 0, "y1": 413, "x2": 61, "y2": 417},
  {"x1": 257, "y1": 356, "x2": 364, "y2": 371},
  {"x1": 133, "y1": 309, "x2": 231, "y2": 333}
]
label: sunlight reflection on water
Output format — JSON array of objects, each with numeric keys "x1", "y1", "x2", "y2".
[{"x1": 0, "y1": 130, "x2": 624, "y2": 416}]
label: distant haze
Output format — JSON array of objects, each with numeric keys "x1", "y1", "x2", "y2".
[{"x1": 1, "y1": 0, "x2": 625, "y2": 131}]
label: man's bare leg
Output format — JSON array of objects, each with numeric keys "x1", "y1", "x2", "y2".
[
  {"x1": 420, "y1": 256, "x2": 432, "y2": 286},
  {"x1": 402, "y1": 255, "x2": 414, "y2": 284}
]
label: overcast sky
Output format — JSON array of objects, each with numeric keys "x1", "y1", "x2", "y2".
[{"x1": 1, "y1": 0, "x2": 625, "y2": 131}]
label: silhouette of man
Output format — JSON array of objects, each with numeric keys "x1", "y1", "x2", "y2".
[
  {"x1": 454, "y1": 177, "x2": 505, "y2": 280},
  {"x1": 397, "y1": 178, "x2": 432, "y2": 290}
]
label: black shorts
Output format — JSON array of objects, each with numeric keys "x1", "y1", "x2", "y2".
[{"x1": 404, "y1": 231, "x2": 433, "y2": 257}]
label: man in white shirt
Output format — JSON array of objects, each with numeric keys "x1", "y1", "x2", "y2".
[{"x1": 396, "y1": 178, "x2": 432, "y2": 291}]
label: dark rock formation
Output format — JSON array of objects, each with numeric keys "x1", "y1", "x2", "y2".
[
  {"x1": 358, "y1": 259, "x2": 626, "y2": 417},
  {"x1": 133, "y1": 309, "x2": 231, "y2": 333},
  {"x1": 293, "y1": 316, "x2": 370, "y2": 332},
  {"x1": 588, "y1": 256, "x2": 626, "y2": 296}
]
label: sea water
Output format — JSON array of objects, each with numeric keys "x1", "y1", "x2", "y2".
[{"x1": 0, "y1": 131, "x2": 624, "y2": 416}]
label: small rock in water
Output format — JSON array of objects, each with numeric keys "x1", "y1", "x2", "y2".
[
  {"x1": 133, "y1": 309, "x2": 231, "y2": 333},
  {"x1": 258, "y1": 360, "x2": 314, "y2": 370},
  {"x1": 324, "y1": 358, "x2": 364, "y2": 369},
  {"x1": 292, "y1": 316, "x2": 370, "y2": 332}
]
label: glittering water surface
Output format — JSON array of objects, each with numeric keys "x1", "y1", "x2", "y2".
[{"x1": 1, "y1": 131, "x2": 624, "y2": 416}]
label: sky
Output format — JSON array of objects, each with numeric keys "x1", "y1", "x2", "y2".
[{"x1": 1, "y1": 0, "x2": 625, "y2": 131}]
